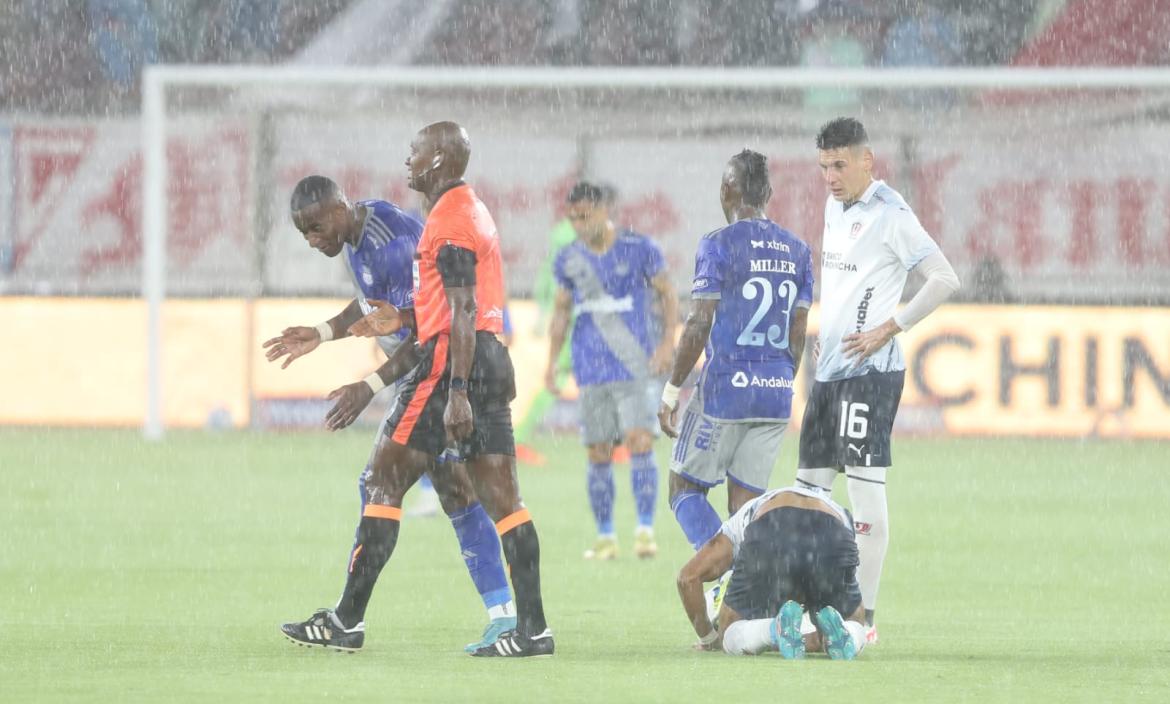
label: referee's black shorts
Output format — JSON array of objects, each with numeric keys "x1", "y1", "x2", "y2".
[
  {"x1": 722, "y1": 506, "x2": 861, "y2": 621},
  {"x1": 385, "y1": 331, "x2": 516, "y2": 460}
]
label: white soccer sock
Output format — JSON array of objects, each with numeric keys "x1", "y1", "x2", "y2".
[
  {"x1": 844, "y1": 619, "x2": 868, "y2": 655},
  {"x1": 796, "y1": 467, "x2": 837, "y2": 494},
  {"x1": 721, "y1": 619, "x2": 775, "y2": 656},
  {"x1": 846, "y1": 465, "x2": 889, "y2": 616}
]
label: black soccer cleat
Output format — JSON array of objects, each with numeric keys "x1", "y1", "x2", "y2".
[
  {"x1": 469, "y1": 628, "x2": 555, "y2": 658},
  {"x1": 280, "y1": 608, "x2": 365, "y2": 653}
]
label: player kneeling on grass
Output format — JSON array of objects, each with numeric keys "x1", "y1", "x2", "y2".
[{"x1": 676, "y1": 486, "x2": 868, "y2": 659}]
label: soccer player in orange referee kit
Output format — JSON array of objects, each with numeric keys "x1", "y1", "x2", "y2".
[{"x1": 283, "y1": 121, "x2": 553, "y2": 657}]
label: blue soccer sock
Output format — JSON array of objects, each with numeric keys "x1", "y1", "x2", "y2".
[
  {"x1": 670, "y1": 489, "x2": 722, "y2": 550},
  {"x1": 587, "y1": 461, "x2": 616, "y2": 536},
  {"x1": 448, "y1": 502, "x2": 513, "y2": 617},
  {"x1": 630, "y1": 452, "x2": 658, "y2": 529}
]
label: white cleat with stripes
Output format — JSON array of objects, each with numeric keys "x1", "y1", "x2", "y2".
[
  {"x1": 280, "y1": 608, "x2": 365, "y2": 652},
  {"x1": 469, "y1": 628, "x2": 555, "y2": 658}
]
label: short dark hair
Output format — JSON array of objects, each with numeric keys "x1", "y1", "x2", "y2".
[
  {"x1": 567, "y1": 181, "x2": 606, "y2": 205},
  {"x1": 816, "y1": 117, "x2": 869, "y2": 150},
  {"x1": 729, "y1": 149, "x2": 770, "y2": 207},
  {"x1": 290, "y1": 175, "x2": 343, "y2": 213}
]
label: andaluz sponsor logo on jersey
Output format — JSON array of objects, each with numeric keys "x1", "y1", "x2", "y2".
[{"x1": 731, "y1": 371, "x2": 794, "y2": 389}]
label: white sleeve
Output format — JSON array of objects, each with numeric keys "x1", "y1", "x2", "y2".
[
  {"x1": 893, "y1": 250, "x2": 961, "y2": 331},
  {"x1": 885, "y1": 208, "x2": 941, "y2": 271}
]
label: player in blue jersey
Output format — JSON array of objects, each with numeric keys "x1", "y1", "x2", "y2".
[
  {"x1": 658, "y1": 149, "x2": 813, "y2": 551},
  {"x1": 263, "y1": 176, "x2": 515, "y2": 652},
  {"x1": 545, "y1": 181, "x2": 678, "y2": 561}
]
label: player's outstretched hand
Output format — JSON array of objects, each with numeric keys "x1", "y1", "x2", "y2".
[
  {"x1": 325, "y1": 381, "x2": 375, "y2": 431},
  {"x1": 842, "y1": 319, "x2": 900, "y2": 368},
  {"x1": 444, "y1": 390, "x2": 474, "y2": 442},
  {"x1": 658, "y1": 401, "x2": 680, "y2": 439},
  {"x1": 348, "y1": 300, "x2": 402, "y2": 338},
  {"x1": 263, "y1": 326, "x2": 323, "y2": 369}
]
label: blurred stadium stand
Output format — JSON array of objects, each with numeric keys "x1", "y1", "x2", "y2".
[{"x1": 4, "y1": 0, "x2": 1167, "y2": 115}]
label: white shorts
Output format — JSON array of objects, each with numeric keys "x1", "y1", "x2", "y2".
[{"x1": 669, "y1": 389, "x2": 787, "y2": 493}]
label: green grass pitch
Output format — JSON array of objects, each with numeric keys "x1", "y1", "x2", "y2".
[{"x1": 2, "y1": 428, "x2": 1168, "y2": 703}]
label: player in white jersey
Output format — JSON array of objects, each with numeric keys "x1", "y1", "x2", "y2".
[
  {"x1": 676, "y1": 486, "x2": 867, "y2": 659},
  {"x1": 795, "y1": 118, "x2": 961, "y2": 642}
]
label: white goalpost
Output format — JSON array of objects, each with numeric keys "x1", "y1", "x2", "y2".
[{"x1": 140, "y1": 65, "x2": 1170, "y2": 439}]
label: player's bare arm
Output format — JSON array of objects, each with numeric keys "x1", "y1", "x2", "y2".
[
  {"x1": 347, "y1": 299, "x2": 408, "y2": 338},
  {"x1": 324, "y1": 334, "x2": 421, "y2": 431},
  {"x1": 544, "y1": 287, "x2": 573, "y2": 395},
  {"x1": 789, "y1": 306, "x2": 809, "y2": 376},
  {"x1": 263, "y1": 298, "x2": 364, "y2": 369},
  {"x1": 650, "y1": 271, "x2": 679, "y2": 375},
  {"x1": 444, "y1": 283, "x2": 477, "y2": 443},
  {"x1": 677, "y1": 533, "x2": 734, "y2": 649},
  {"x1": 842, "y1": 250, "x2": 960, "y2": 365},
  {"x1": 658, "y1": 298, "x2": 716, "y2": 438}
]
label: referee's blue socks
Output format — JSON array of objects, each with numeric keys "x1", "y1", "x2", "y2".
[{"x1": 448, "y1": 502, "x2": 513, "y2": 615}]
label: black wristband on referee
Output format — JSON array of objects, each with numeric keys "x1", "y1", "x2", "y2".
[{"x1": 437, "y1": 245, "x2": 477, "y2": 287}]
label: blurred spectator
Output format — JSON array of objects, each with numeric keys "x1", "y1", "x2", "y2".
[
  {"x1": 955, "y1": 0, "x2": 1038, "y2": 65},
  {"x1": 88, "y1": 0, "x2": 159, "y2": 89},
  {"x1": 881, "y1": 4, "x2": 961, "y2": 108},
  {"x1": 580, "y1": 0, "x2": 677, "y2": 65},
  {"x1": 800, "y1": 1, "x2": 868, "y2": 116},
  {"x1": 688, "y1": 0, "x2": 806, "y2": 67},
  {"x1": 1, "y1": 1, "x2": 107, "y2": 114},
  {"x1": 418, "y1": 0, "x2": 551, "y2": 65},
  {"x1": 881, "y1": 4, "x2": 960, "y2": 68}
]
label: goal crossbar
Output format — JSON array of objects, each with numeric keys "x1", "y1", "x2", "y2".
[{"x1": 140, "y1": 65, "x2": 1170, "y2": 438}]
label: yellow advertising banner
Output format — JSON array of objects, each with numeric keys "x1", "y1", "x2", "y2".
[{"x1": 1, "y1": 299, "x2": 1167, "y2": 439}]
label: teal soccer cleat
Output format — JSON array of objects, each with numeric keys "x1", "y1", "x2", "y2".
[
  {"x1": 770, "y1": 600, "x2": 806, "y2": 659},
  {"x1": 464, "y1": 616, "x2": 517, "y2": 653},
  {"x1": 814, "y1": 606, "x2": 858, "y2": 661}
]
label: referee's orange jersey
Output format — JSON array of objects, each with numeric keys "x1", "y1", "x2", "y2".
[{"x1": 413, "y1": 184, "x2": 506, "y2": 344}]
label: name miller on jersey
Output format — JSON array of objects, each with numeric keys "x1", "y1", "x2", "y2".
[{"x1": 749, "y1": 259, "x2": 797, "y2": 274}]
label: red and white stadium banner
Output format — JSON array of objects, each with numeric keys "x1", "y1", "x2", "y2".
[
  {"x1": 0, "y1": 120, "x2": 253, "y2": 295},
  {"x1": 1, "y1": 116, "x2": 1168, "y2": 301}
]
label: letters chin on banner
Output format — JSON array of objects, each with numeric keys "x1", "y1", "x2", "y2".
[
  {"x1": 1, "y1": 300, "x2": 1168, "y2": 439},
  {"x1": 790, "y1": 305, "x2": 1170, "y2": 440}
]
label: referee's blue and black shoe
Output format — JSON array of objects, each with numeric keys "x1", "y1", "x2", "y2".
[
  {"x1": 469, "y1": 628, "x2": 555, "y2": 657},
  {"x1": 281, "y1": 608, "x2": 365, "y2": 653}
]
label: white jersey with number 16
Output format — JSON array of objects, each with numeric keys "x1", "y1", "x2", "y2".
[{"x1": 816, "y1": 179, "x2": 941, "y2": 383}]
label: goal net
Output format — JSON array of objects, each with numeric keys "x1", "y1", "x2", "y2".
[{"x1": 140, "y1": 66, "x2": 1170, "y2": 436}]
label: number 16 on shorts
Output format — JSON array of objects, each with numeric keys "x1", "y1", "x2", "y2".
[{"x1": 839, "y1": 402, "x2": 871, "y2": 465}]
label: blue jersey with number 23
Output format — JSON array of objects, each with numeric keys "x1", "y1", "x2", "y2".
[{"x1": 691, "y1": 218, "x2": 814, "y2": 421}]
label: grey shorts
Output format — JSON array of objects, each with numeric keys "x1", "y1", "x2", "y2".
[
  {"x1": 579, "y1": 378, "x2": 659, "y2": 446},
  {"x1": 669, "y1": 390, "x2": 787, "y2": 493}
]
